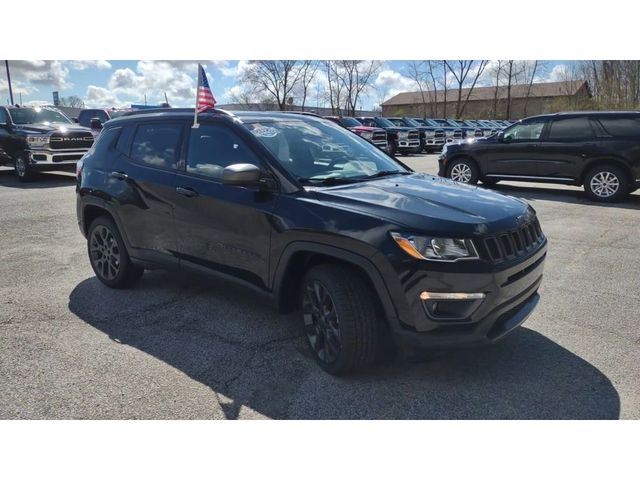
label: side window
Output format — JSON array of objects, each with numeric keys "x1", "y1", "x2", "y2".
[
  {"x1": 78, "y1": 111, "x2": 94, "y2": 127},
  {"x1": 547, "y1": 117, "x2": 593, "y2": 140},
  {"x1": 186, "y1": 123, "x2": 260, "y2": 179},
  {"x1": 503, "y1": 120, "x2": 546, "y2": 141},
  {"x1": 596, "y1": 117, "x2": 640, "y2": 137},
  {"x1": 0, "y1": 108, "x2": 7, "y2": 124},
  {"x1": 130, "y1": 123, "x2": 182, "y2": 170}
]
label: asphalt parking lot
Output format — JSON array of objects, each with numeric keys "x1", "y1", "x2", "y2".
[{"x1": 1, "y1": 155, "x2": 639, "y2": 419}]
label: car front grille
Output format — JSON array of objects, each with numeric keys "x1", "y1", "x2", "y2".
[
  {"x1": 408, "y1": 131, "x2": 419, "y2": 140},
  {"x1": 480, "y1": 218, "x2": 545, "y2": 263},
  {"x1": 372, "y1": 131, "x2": 387, "y2": 144},
  {"x1": 434, "y1": 129, "x2": 445, "y2": 138},
  {"x1": 453, "y1": 129, "x2": 463, "y2": 138},
  {"x1": 49, "y1": 132, "x2": 94, "y2": 150}
]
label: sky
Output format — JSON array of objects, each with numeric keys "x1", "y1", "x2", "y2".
[{"x1": 1, "y1": 60, "x2": 574, "y2": 110}]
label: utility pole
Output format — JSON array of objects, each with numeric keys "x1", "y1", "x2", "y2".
[{"x1": 4, "y1": 60, "x2": 14, "y2": 105}]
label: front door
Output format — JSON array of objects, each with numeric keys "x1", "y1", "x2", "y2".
[
  {"x1": 172, "y1": 120, "x2": 277, "y2": 288},
  {"x1": 480, "y1": 118, "x2": 547, "y2": 177}
]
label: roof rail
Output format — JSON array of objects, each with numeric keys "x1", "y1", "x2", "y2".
[{"x1": 121, "y1": 107, "x2": 235, "y2": 117}]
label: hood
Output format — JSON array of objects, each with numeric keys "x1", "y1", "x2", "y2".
[
  {"x1": 382, "y1": 126, "x2": 415, "y2": 133},
  {"x1": 350, "y1": 126, "x2": 384, "y2": 133},
  {"x1": 14, "y1": 123, "x2": 93, "y2": 135},
  {"x1": 312, "y1": 173, "x2": 531, "y2": 237}
]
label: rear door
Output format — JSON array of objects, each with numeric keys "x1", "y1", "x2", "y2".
[
  {"x1": 108, "y1": 121, "x2": 185, "y2": 264},
  {"x1": 479, "y1": 118, "x2": 547, "y2": 177},
  {"x1": 172, "y1": 120, "x2": 278, "y2": 288},
  {"x1": 535, "y1": 116, "x2": 598, "y2": 180}
]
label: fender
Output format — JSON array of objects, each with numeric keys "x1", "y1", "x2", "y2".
[{"x1": 272, "y1": 240, "x2": 399, "y2": 325}]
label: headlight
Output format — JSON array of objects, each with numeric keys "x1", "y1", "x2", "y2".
[
  {"x1": 26, "y1": 136, "x2": 49, "y2": 147},
  {"x1": 390, "y1": 232, "x2": 479, "y2": 261},
  {"x1": 359, "y1": 131, "x2": 373, "y2": 139}
]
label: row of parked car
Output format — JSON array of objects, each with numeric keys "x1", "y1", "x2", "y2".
[{"x1": 323, "y1": 115, "x2": 514, "y2": 156}]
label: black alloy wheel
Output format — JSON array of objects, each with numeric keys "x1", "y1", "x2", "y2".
[{"x1": 302, "y1": 279, "x2": 341, "y2": 365}]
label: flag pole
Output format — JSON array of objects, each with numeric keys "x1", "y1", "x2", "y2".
[{"x1": 192, "y1": 64, "x2": 200, "y2": 129}]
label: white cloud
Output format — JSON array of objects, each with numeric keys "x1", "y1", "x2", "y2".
[
  {"x1": 548, "y1": 64, "x2": 570, "y2": 82},
  {"x1": 217, "y1": 60, "x2": 251, "y2": 78},
  {"x1": 84, "y1": 85, "x2": 124, "y2": 108},
  {"x1": 374, "y1": 69, "x2": 415, "y2": 99},
  {"x1": 4, "y1": 60, "x2": 72, "y2": 90},
  {"x1": 69, "y1": 60, "x2": 112, "y2": 70}
]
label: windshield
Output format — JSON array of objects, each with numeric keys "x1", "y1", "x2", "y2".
[
  {"x1": 412, "y1": 119, "x2": 427, "y2": 126},
  {"x1": 374, "y1": 118, "x2": 395, "y2": 128},
  {"x1": 403, "y1": 118, "x2": 420, "y2": 127},
  {"x1": 387, "y1": 119, "x2": 407, "y2": 127},
  {"x1": 9, "y1": 108, "x2": 72, "y2": 125},
  {"x1": 246, "y1": 119, "x2": 409, "y2": 184},
  {"x1": 433, "y1": 119, "x2": 451, "y2": 127},
  {"x1": 340, "y1": 117, "x2": 362, "y2": 128}
]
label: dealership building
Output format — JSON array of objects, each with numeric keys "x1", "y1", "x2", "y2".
[{"x1": 381, "y1": 80, "x2": 592, "y2": 119}]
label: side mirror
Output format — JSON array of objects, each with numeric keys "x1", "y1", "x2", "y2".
[
  {"x1": 0, "y1": 122, "x2": 8, "y2": 130},
  {"x1": 72, "y1": 117, "x2": 79, "y2": 123},
  {"x1": 222, "y1": 163, "x2": 262, "y2": 186},
  {"x1": 498, "y1": 131, "x2": 508, "y2": 142},
  {"x1": 90, "y1": 118, "x2": 103, "y2": 130}
]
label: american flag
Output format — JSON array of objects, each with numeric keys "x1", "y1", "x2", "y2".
[{"x1": 196, "y1": 63, "x2": 216, "y2": 113}]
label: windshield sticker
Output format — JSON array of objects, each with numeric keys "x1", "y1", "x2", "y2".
[{"x1": 252, "y1": 126, "x2": 279, "y2": 138}]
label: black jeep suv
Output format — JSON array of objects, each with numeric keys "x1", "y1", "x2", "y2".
[
  {"x1": 439, "y1": 111, "x2": 640, "y2": 202},
  {"x1": 0, "y1": 106, "x2": 94, "y2": 181},
  {"x1": 76, "y1": 109, "x2": 547, "y2": 374}
]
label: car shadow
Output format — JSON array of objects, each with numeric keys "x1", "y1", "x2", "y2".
[
  {"x1": 489, "y1": 182, "x2": 640, "y2": 210},
  {"x1": 68, "y1": 272, "x2": 620, "y2": 420},
  {"x1": 0, "y1": 168, "x2": 76, "y2": 189}
]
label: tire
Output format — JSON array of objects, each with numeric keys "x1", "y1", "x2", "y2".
[
  {"x1": 300, "y1": 264, "x2": 379, "y2": 375},
  {"x1": 14, "y1": 153, "x2": 35, "y2": 182},
  {"x1": 87, "y1": 216, "x2": 144, "y2": 288},
  {"x1": 446, "y1": 157, "x2": 479, "y2": 184},
  {"x1": 584, "y1": 165, "x2": 629, "y2": 203}
]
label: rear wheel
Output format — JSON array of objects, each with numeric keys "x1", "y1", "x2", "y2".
[
  {"x1": 87, "y1": 216, "x2": 144, "y2": 288},
  {"x1": 584, "y1": 165, "x2": 629, "y2": 203},
  {"x1": 14, "y1": 153, "x2": 35, "y2": 182},
  {"x1": 446, "y1": 157, "x2": 479, "y2": 184},
  {"x1": 301, "y1": 264, "x2": 379, "y2": 375}
]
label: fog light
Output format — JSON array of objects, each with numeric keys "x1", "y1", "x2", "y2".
[{"x1": 420, "y1": 291, "x2": 485, "y2": 321}]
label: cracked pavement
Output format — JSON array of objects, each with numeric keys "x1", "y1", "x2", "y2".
[{"x1": 1, "y1": 158, "x2": 639, "y2": 419}]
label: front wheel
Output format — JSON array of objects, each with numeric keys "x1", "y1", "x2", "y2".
[
  {"x1": 446, "y1": 158, "x2": 479, "y2": 184},
  {"x1": 87, "y1": 216, "x2": 144, "y2": 288},
  {"x1": 584, "y1": 165, "x2": 629, "y2": 203},
  {"x1": 14, "y1": 153, "x2": 35, "y2": 182},
  {"x1": 301, "y1": 265, "x2": 379, "y2": 375}
]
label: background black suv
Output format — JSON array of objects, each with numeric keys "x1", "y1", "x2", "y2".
[
  {"x1": 0, "y1": 106, "x2": 94, "y2": 181},
  {"x1": 77, "y1": 109, "x2": 546, "y2": 374},
  {"x1": 439, "y1": 111, "x2": 640, "y2": 202}
]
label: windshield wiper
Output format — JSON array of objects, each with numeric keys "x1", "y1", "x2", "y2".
[
  {"x1": 361, "y1": 170, "x2": 411, "y2": 179},
  {"x1": 297, "y1": 176, "x2": 362, "y2": 186}
]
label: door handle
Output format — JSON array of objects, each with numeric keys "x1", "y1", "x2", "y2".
[
  {"x1": 110, "y1": 171, "x2": 128, "y2": 180},
  {"x1": 176, "y1": 186, "x2": 199, "y2": 198}
]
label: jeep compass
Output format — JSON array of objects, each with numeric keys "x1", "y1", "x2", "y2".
[{"x1": 76, "y1": 109, "x2": 547, "y2": 374}]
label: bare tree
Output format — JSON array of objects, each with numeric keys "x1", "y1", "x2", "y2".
[
  {"x1": 337, "y1": 61, "x2": 383, "y2": 116},
  {"x1": 60, "y1": 95, "x2": 85, "y2": 108},
  {"x1": 406, "y1": 61, "x2": 430, "y2": 117},
  {"x1": 444, "y1": 60, "x2": 489, "y2": 118},
  {"x1": 296, "y1": 61, "x2": 319, "y2": 111},
  {"x1": 240, "y1": 61, "x2": 305, "y2": 111}
]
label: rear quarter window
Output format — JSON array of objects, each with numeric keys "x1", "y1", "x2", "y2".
[
  {"x1": 130, "y1": 123, "x2": 183, "y2": 170},
  {"x1": 596, "y1": 117, "x2": 640, "y2": 137},
  {"x1": 547, "y1": 117, "x2": 593, "y2": 140}
]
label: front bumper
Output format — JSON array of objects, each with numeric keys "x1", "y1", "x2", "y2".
[
  {"x1": 28, "y1": 148, "x2": 89, "y2": 167},
  {"x1": 397, "y1": 138, "x2": 420, "y2": 149},
  {"x1": 378, "y1": 241, "x2": 547, "y2": 353}
]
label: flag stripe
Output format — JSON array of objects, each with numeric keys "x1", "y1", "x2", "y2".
[{"x1": 195, "y1": 64, "x2": 216, "y2": 113}]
